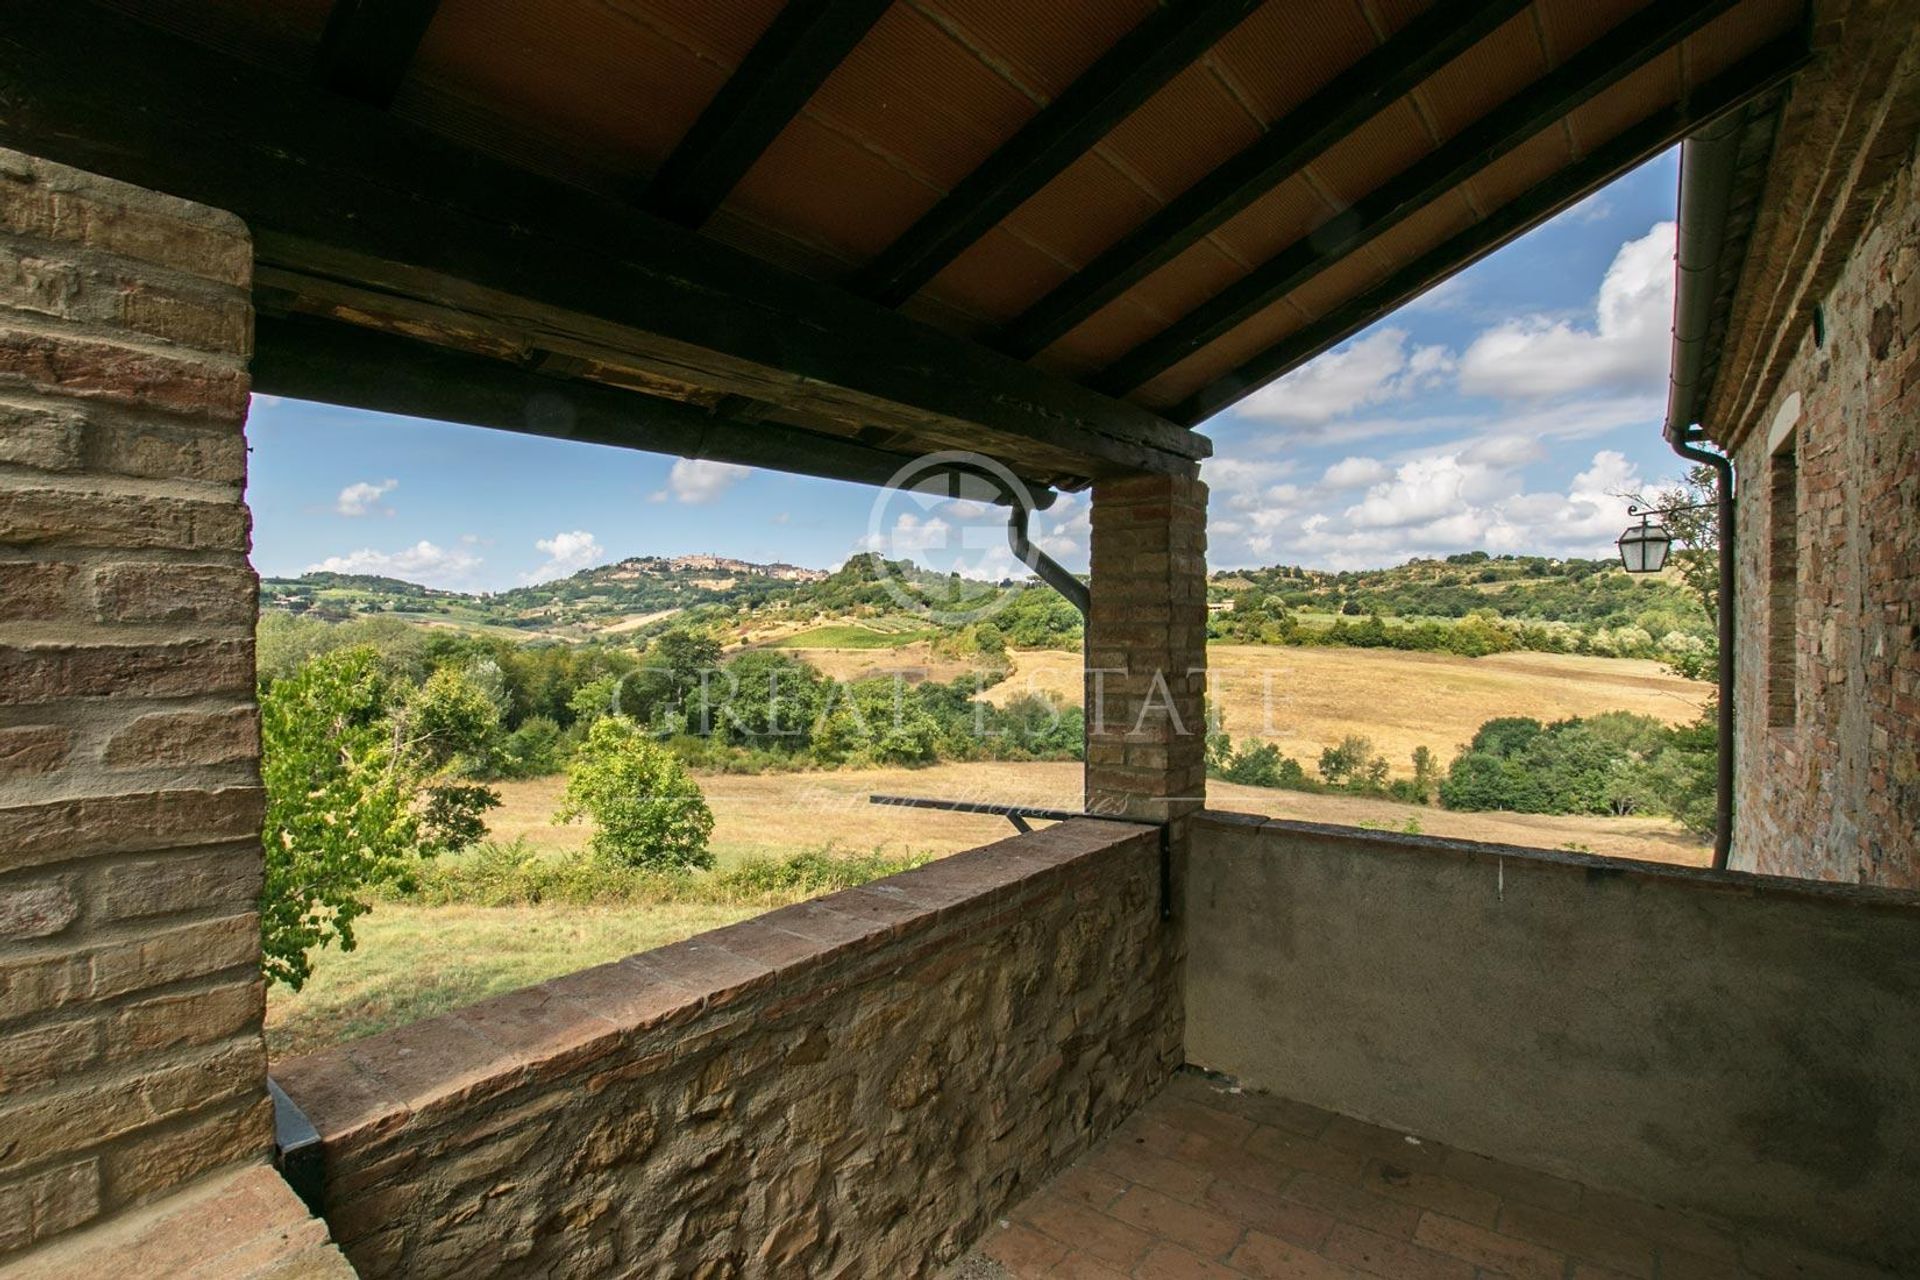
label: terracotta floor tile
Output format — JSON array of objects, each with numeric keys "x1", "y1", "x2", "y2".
[
  {"x1": 1107, "y1": 1184, "x2": 1246, "y2": 1259},
  {"x1": 1048, "y1": 1251, "x2": 1133, "y2": 1279},
  {"x1": 1319, "y1": 1222, "x2": 1474, "y2": 1280},
  {"x1": 1203, "y1": 1179, "x2": 1335, "y2": 1250},
  {"x1": 1135, "y1": 1241, "x2": 1247, "y2": 1280},
  {"x1": 1022, "y1": 1196, "x2": 1156, "y2": 1271},
  {"x1": 1356, "y1": 1157, "x2": 1501, "y2": 1228},
  {"x1": 1278, "y1": 1173, "x2": 1422, "y2": 1240},
  {"x1": 1229, "y1": 1229, "x2": 1362, "y2": 1279},
  {"x1": 949, "y1": 1080, "x2": 1880, "y2": 1280},
  {"x1": 1411, "y1": 1212, "x2": 1567, "y2": 1280},
  {"x1": 981, "y1": 1222, "x2": 1071, "y2": 1276}
]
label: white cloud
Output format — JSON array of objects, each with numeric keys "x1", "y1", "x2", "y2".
[
  {"x1": 1319, "y1": 456, "x2": 1392, "y2": 490},
  {"x1": 668, "y1": 459, "x2": 750, "y2": 504},
  {"x1": 527, "y1": 530, "x2": 605, "y2": 582},
  {"x1": 1235, "y1": 329, "x2": 1454, "y2": 425},
  {"x1": 308, "y1": 540, "x2": 482, "y2": 586},
  {"x1": 1458, "y1": 221, "x2": 1674, "y2": 400},
  {"x1": 1206, "y1": 437, "x2": 1649, "y2": 571},
  {"x1": 335, "y1": 479, "x2": 397, "y2": 517}
]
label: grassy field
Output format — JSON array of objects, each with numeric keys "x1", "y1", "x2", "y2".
[
  {"x1": 264, "y1": 903, "x2": 750, "y2": 1058},
  {"x1": 764, "y1": 622, "x2": 936, "y2": 649},
  {"x1": 993, "y1": 645, "x2": 1708, "y2": 776},
  {"x1": 266, "y1": 644, "x2": 1711, "y2": 1059}
]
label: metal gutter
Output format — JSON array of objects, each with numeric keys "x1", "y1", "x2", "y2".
[{"x1": 1664, "y1": 120, "x2": 1744, "y2": 871}]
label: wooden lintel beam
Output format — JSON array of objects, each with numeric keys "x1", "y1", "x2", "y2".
[
  {"x1": 0, "y1": 1, "x2": 1205, "y2": 479},
  {"x1": 853, "y1": 0, "x2": 1262, "y2": 308},
  {"x1": 996, "y1": 0, "x2": 1533, "y2": 361},
  {"x1": 315, "y1": 0, "x2": 442, "y2": 107},
  {"x1": 252, "y1": 314, "x2": 1003, "y2": 496},
  {"x1": 648, "y1": 0, "x2": 892, "y2": 229},
  {"x1": 1094, "y1": 0, "x2": 1741, "y2": 396},
  {"x1": 1171, "y1": 33, "x2": 1810, "y2": 426}
]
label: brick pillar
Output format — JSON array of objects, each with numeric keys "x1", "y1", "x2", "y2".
[
  {"x1": 0, "y1": 150, "x2": 269, "y2": 1257},
  {"x1": 1084, "y1": 473, "x2": 1208, "y2": 827}
]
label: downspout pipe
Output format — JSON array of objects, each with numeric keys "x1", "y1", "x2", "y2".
[
  {"x1": 1665, "y1": 116, "x2": 1743, "y2": 871},
  {"x1": 1007, "y1": 503, "x2": 1089, "y2": 618}
]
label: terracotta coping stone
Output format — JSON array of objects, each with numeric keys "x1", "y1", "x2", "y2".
[{"x1": 275, "y1": 818, "x2": 1159, "y2": 1150}]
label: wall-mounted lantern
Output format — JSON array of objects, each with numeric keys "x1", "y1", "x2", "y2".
[
  {"x1": 1617, "y1": 515, "x2": 1673, "y2": 574},
  {"x1": 1617, "y1": 501, "x2": 1715, "y2": 574}
]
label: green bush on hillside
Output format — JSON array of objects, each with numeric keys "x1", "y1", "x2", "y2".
[{"x1": 557, "y1": 715, "x2": 715, "y2": 870}]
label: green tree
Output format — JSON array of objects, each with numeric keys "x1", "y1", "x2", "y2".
[
  {"x1": 1411, "y1": 746, "x2": 1441, "y2": 804},
  {"x1": 1319, "y1": 734, "x2": 1388, "y2": 791},
  {"x1": 557, "y1": 715, "x2": 715, "y2": 869},
  {"x1": 259, "y1": 648, "x2": 436, "y2": 990}
]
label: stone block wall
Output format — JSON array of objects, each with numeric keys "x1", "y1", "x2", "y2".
[
  {"x1": 0, "y1": 149, "x2": 271, "y2": 1258},
  {"x1": 1726, "y1": 139, "x2": 1920, "y2": 886},
  {"x1": 272, "y1": 819, "x2": 1178, "y2": 1279}
]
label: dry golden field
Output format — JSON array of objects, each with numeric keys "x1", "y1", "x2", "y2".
[
  {"x1": 766, "y1": 641, "x2": 983, "y2": 686},
  {"x1": 493, "y1": 758, "x2": 1707, "y2": 868},
  {"x1": 990, "y1": 645, "x2": 1709, "y2": 776}
]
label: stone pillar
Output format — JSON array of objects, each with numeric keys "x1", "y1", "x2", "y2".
[
  {"x1": 1084, "y1": 473, "x2": 1208, "y2": 827},
  {"x1": 0, "y1": 149, "x2": 269, "y2": 1257}
]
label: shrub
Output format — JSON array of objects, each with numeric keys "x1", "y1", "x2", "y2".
[
  {"x1": 1319, "y1": 734, "x2": 1389, "y2": 792},
  {"x1": 557, "y1": 715, "x2": 715, "y2": 869},
  {"x1": 399, "y1": 838, "x2": 929, "y2": 908},
  {"x1": 498, "y1": 715, "x2": 565, "y2": 778},
  {"x1": 1210, "y1": 737, "x2": 1314, "y2": 790}
]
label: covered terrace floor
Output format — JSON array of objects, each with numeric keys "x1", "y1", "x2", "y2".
[{"x1": 959, "y1": 1072, "x2": 1878, "y2": 1280}]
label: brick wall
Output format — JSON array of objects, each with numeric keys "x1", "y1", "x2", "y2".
[
  {"x1": 1727, "y1": 140, "x2": 1920, "y2": 886},
  {"x1": 272, "y1": 820, "x2": 1178, "y2": 1279},
  {"x1": 0, "y1": 149, "x2": 271, "y2": 1257},
  {"x1": 1085, "y1": 472, "x2": 1208, "y2": 830}
]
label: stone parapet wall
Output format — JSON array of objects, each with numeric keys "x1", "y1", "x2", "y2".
[
  {"x1": 0, "y1": 150, "x2": 271, "y2": 1259},
  {"x1": 1727, "y1": 137, "x2": 1920, "y2": 886},
  {"x1": 273, "y1": 819, "x2": 1179, "y2": 1278}
]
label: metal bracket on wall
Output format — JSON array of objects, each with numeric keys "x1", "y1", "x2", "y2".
[
  {"x1": 268, "y1": 1076, "x2": 325, "y2": 1215},
  {"x1": 867, "y1": 793, "x2": 1173, "y2": 921}
]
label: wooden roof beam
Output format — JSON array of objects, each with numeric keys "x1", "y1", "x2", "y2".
[
  {"x1": 1169, "y1": 32, "x2": 1810, "y2": 426},
  {"x1": 648, "y1": 0, "x2": 893, "y2": 229},
  {"x1": 998, "y1": 0, "x2": 1534, "y2": 361},
  {"x1": 0, "y1": 0, "x2": 1205, "y2": 481},
  {"x1": 1094, "y1": 0, "x2": 1742, "y2": 397},
  {"x1": 314, "y1": 0, "x2": 442, "y2": 107},
  {"x1": 253, "y1": 314, "x2": 973, "y2": 494},
  {"x1": 853, "y1": 0, "x2": 1263, "y2": 308}
]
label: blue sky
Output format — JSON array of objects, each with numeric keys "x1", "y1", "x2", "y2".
[{"x1": 248, "y1": 149, "x2": 1684, "y2": 591}]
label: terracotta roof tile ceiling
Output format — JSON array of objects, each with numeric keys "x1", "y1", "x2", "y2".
[{"x1": 74, "y1": 0, "x2": 1807, "y2": 453}]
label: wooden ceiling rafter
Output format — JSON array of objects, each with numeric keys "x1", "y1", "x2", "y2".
[
  {"x1": 647, "y1": 0, "x2": 895, "y2": 229},
  {"x1": 8, "y1": 0, "x2": 1810, "y2": 476},
  {"x1": 252, "y1": 313, "x2": 981, "y2": 495},
  {"x1": 314, "y1": 0, "x2": 443, "y2": 107},
  {"x1": 1091, "y1": 0, "x2": 1744, "y2": 397},
  {"x1": 0, "y1": 0, "x2": 1207, "y2": 492},
  {"x1": 995, "y1": 0, "x2": 1537, "y2": 361},
  {"x1": 852, "y1": 0, "x2": 1264, "y2": 308},
  {"x1": 1167, "y1": 31, "x2": 1812, "y2": 425}
]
